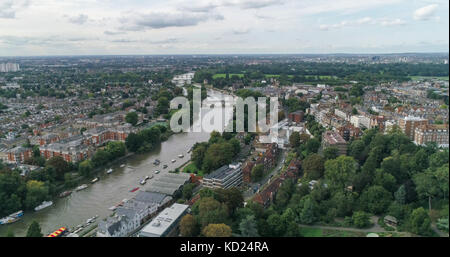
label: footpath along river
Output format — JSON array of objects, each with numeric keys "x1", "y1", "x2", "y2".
[{"x1": 0, "y1": 89, "x2": 235, "y2": 237}]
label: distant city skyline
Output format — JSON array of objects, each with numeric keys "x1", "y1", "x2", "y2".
[{"x1": 0, "y1": 0, "x2": 448, "y2": 56}]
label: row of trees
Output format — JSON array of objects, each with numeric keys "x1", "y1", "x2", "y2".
[
  {"x1": 190, "y1": 131, "x2": 241, "y2": 174},
  {"x1": 277, "y1": 126, "x2": 449, "y2": 236}
]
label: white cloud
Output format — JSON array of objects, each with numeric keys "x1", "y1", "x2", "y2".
[
  {"x1": 67, "y1": 14, "x2": 89, "y2": 24},
  {"x1": 413, "y1": 4, "x2": 438, "y2": 21},
  {"x1": 118, "y1": 10, "x2": 224, "y2": 30},
  {"x1": 0, "y1": 0, "x2": 30, "y2": 19},
  {"x1": 320, "y1": 17, "x2": 406, "y2": 30}
]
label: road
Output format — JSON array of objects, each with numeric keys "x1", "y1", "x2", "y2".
[{"x1": 243, "y1": 149, "x2": 287, "y2": 201}]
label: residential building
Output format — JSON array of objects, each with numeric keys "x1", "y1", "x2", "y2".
[
  {"x1": 399, "y1": 116, "x2": 428, "y2": 140},
  {"x1": 288, "y1": 110, "x2": 304, "y2": 123},
  {"x1": 321, "y1": 130, "x2": 347, "y2": 155},
  {"x1": 202, "y1": 163, "x2": 243, "y2": 189},
  {"x1": 6, "y1": 146, "x2": 32, "y2": 164},
  {"x1": 414, "y1": 124, "x2": 449, "y2": 148}
]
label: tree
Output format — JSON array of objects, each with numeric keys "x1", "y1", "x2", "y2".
[
  {"x1": 182, "y1": 183, "x2": 196, "y2": 200},
  {"x1": 197, "y1": 197, "x2": 229, "y2": 227},
  {"x1": 323, "y1": 147, "x2": 339, "y2": 160},
  {"x1": 214, "y1": 188, "x2": 244, "y2": 215},
  {"x1": 46, "y1": 156, "x2": 69, "y2": 181},
  {"x1": 202, "y1": 223, "x2": 232, "y2": 237},
  {"x1": 267, "y1": 213, "x2": 286, "y2": 236},
  {"x1": 300, "y1": 197, "x2": 316, "y2": 224},
  {"x1": 191, "y1": 143, "x2": 207, "y2": 168},
  {"x1": 125, "y1": 111, "x2": 138, "y2": 126},
  {"x1": 229, "y1": 138, "x2": 241, "y2": 156},
  {"x1": 349, "y1": 140, "x2": 367, "y2": 164},
  {"x1": 78, "y1": 160, "x2": 93, "y2": 177},
  {"x1": 26, "y1": 220, "x2": 43, "y2": 237},
  {"x1": 303, "y1": 154, "x2": 325, "y2": 180},
  {"x1": 289, "y1": 131, "x2": 300, "y2": 148},
  {"x1": 91, "y1": 149, "x2": 111, "y2": 167},
  {"x1": 359, "y1": 185, "x2": 392, "y2": 214},
  {"x1": 324, "y1": 156, "x2": 357, "y2": 189},
  {"x1": 305, "y1": 138, "x2": 320, "y2": 154},
  {"x1": 394, "y1": 185, "x2": 406, "y2": 205},
  {"x1": 201, "y1": 143, "x2": 234, "y2": 173},
  {"x1": 413, "y1": 169, "x2": 440, "y2": 213},
  {"x1": 105, "y1": 141, "x2": 126, "y2": 159},
  {"x1": 125, "y1": 133, "x2": 144, "y2": 152},
  {"x1": 156, "y1": 97, "x2": 169, "y2": 114},
  {"x1": 408, "y1": 207, "x2": 432, "y2": 236},
  {"x1": 239, "y1": 215, "x2": 259, "y2": 237},
  {"x1": 251, "y1": 164, "x2": 264, "y2": 182},
  {"x1": 180, "y1": 214, "x2": 199, "y2": 237},
  {"x1": 25, "y1": 180, "x2": 49, "y2": 209},
  {"x1": 352, "y1": 211, "x2": 371, "y2": 228}
]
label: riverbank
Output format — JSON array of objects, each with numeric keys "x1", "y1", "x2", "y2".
[{"x1": 0, "y1": 89, "x2": 233, "y2": 237}]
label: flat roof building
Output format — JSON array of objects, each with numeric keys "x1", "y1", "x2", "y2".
[
  {"x1": 202, "y1": 163, "x2": 242, "y2": 189},
  {"x1": 139, "y1": 203, "x2": 189, "y2": 237}
]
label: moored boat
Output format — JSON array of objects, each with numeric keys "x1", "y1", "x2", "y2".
[
  {"x1": 9, "y1": 210, "x2": 24, "y2": 219},
  {"x1": 35, "y1": 201, "x2": 53, "y2": 211},
  {"x1": 58, "y1": 191, "x2": 72, "y2": 198},
  {"x1": 75, "y1": 184, "x2": 88, "y2": 191},
  {"x1": 0, "y1": 210, "x2": 23, "y2": 225},
  {"x1": 106, "y1": 168, "x2": 113, "y2": 174},
  {"x1": 91, "y1": 177, "x2": 99, "y2": 183}
]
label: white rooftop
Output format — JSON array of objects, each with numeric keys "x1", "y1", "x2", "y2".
[{"x1": 139, "y1": 203, "x2": 189, "y2": 237}]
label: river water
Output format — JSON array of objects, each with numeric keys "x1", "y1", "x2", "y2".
[{"x1": 0, "y1": 89, "x2": 234, "y2": 237}]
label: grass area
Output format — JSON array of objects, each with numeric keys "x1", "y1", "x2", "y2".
[
  {"x1": 299, "y1": 227, "x2": 368, "y2": 237},
  {"x1": 212, "y1": 73, "x2": 336, "y2": 80},
  {"x1": 182, "y1": 162, "x2": 204, "y2": 176},
  {"x1": 299, "y1": 227, "x2": 323, "y2": 237},
  {"x1": 212, "y1": 73, "x2": 244, "y2": 79},
  {"x1": 377, "y1": 232, "x2": 410, "y2": 237},
  {"x1": 409, "y1": 76, "x2": 449, "y2": 81}
]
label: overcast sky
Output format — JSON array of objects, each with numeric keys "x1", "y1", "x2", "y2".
[{"x1": 0, "y1": 0, "x2": 448, "y2": 56}]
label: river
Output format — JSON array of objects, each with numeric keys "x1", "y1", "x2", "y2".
[{"x1": 0, "y1": 89, "x2": 234, "y2": 237}]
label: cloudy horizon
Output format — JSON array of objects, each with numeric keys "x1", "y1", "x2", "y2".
[{"x1": 0, "y1": 0, "x2": 448, "y2": 56}]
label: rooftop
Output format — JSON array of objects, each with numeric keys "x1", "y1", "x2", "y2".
[{"x1": 139, "y1": 203, "x2": 189, "y2": 237}]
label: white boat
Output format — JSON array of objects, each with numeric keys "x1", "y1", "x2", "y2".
[
  {"x1": 86, "y1": 216, "x2": 97, "y2": 224},
  {"x1": 140, "y1": 179, "x2": 146, "y2": 185},
  {"x1": 9, "y1": 211, "x2": 24, "y2": 219},
  {"x1": 120, "y1": 164, "x2": 126, "y2": 168},
  {"x1": 154, "y1": 170, "x2": 160, "y2": 174},
  {"x1": 0, "y1": 216, "x2": 19, "y2": 225},
  {"x1": 178, "y1": 154, "x2": 184, "y2": 158},
  {"x1": 108, "y1": 206, "x2": 117, "y2": 211},
  {"x1": 106, "y1": 168, "x2": 113, "y2": 174},
  {"x1": 75, "y1": 184, "x2": 88, "y2": 191},
  {"x1": 171, "y1": 159, "x2": 176, "y2": 163},
  {"x1": 91, "y1": 177, "x2": 99, "y2": 183},
  {"x1": 34, "y1": 201, "x2": 53, "y2": 211}
]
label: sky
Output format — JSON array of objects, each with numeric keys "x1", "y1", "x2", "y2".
[{"x1": 0, "y1": 0, "x2": 448, "y2": 56}]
